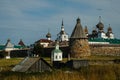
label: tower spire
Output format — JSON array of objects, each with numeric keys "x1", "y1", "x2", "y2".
[
  {"x1": 62, "y1": 19, "x2": 64, "y2": 26},
  {"x1": 61, "y1": 19, "x2": 64, "y2": 31},
  {"x1": 99, "y1": 16, "x2": 102, "y2": 23},
  {"x1": 46, "y1": 28, "x2": 51, "y2": 40}
]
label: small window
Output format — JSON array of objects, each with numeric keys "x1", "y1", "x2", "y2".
[
  {"x1": 56, "y1": 56, "x2": 57, "y2": 59},
  {"x1": 64, "y1": 36, "x2": 66, "y2": 38},
  {"x1": 59, "y1": 56, "x2": 61, "y2": 59}
]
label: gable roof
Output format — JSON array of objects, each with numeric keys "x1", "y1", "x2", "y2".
[
  {"x1": 12, "y1": 57, "x2": 52, "y2": 72},
  {"x1": 70, "y1": 18, "x2": 87, "y2": 39}
]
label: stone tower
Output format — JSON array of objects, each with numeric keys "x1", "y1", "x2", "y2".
[{"x1": 70, "y1": 17, "x2": 91, "y2": 58}]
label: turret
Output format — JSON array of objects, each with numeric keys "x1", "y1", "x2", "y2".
[
  {"x1": 106, "y1": 24, "x2": 114, "y2": 39},
  {"x1": 84, "y1": 26, "x2": 89, "y2": 36},
  {"x1": 46, "y1": 29, "x2": 51, "y2": 40},
  {"x1": 57, "y1": 20, "x2": 69, "y2": 41},
  {"x1": 70, "y1": 17, "x2": 91, "y2": 58}
]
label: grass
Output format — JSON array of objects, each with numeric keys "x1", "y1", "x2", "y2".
[
  {"x1": 0, "y1": 58, "x2": 23, "y2": 71},
  {"x1": 0, "y1": 56, "x2": 120, "y2": 80},
  {"x1": 1, "y1": 64, "x2": 120, "y2": 80}
]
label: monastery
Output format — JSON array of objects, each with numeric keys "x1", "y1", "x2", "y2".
[
  {"x1": 35, "y1": 16, "x2": 120, "y2": 57},
  {"x1": 0, "y1": 16, "x2": 120, "y2": 59}
]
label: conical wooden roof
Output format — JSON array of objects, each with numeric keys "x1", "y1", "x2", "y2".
[
  {"x1": 5, "y1": 39, "x2": 14, "y2": 48},
  {"x1": 70, "y1": 17, "x2": 86, "y2": 39},
  {"x1": 18, "y1": 39, "x2": 25, "y2": 46}
]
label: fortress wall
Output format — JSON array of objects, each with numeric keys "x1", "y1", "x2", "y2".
[
  {"x1": 43, "y1": 44, "x2": 120, "y2": 57},
  {"x1": 90, "y1": 45, "x2": 120, "y2": 56}
]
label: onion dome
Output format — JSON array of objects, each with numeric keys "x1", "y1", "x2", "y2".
[
  {"x1": 92, "y1": 29, "x2": 97, "y2": 35},
  {"x1": 96, "y1": 16, "x2": 104, "y2": 31},
  {"x1": 7, "y1": 38, "x2": 10, "y2": 42},
  {"x1": 52, "y1": 41, "x2": 62, "y2": 53},
  {"x1": 46, "y1": 32, "x2": 51, "y2": 38},
  {"x1": 52, "y1": 44, "x2": 62, "y2": 53},
  {"x1": 77, "y1": 17, "x2": 81, "y2": 23},
  {"x1": 84, "y1": 26, "x2": 89, "y2": 34},
  {"x1": 96, "y1": 22, "x2": 104, "y2": 30},
  {"x1": 107, "y1": 24, "x2": 112, "y2": 33},
  {"x1": 106, "y1": 24, "x2": 113, "y2": 38}
]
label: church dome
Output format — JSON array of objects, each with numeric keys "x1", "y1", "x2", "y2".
[
  {"x1": 96, "y1": 22, "x2": 104, "y2": 30},
  {"x1": 92, "y1": 29, "x2": 97, "y2": 34},
  {"x1": 52, "y1": 43, "x2": 62, "y2": 53},
  {"x1": 77, "y1": 17, "x2": 81, "y2": 23},
  {"x1": 107, "y1": 25, "x2": 112, "y2": 33},
  {"x1": 96, "y1": 16, "x2": 104, "y2": 31},
  {"x1": 46, "y1": 32, "x2": 51, "y2": 38},
  {"x1": 52, "y1": 49, "x2": 62, "y2": 53}
]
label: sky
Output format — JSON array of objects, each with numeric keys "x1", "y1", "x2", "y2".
[{"x1": 0, "y1": 0, "x2": 120, "y2": 45}]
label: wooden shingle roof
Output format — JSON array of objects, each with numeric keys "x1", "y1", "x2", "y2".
[
  {"x1": 70, "y1": 18, "x2": 87, "y2": 39},
  {"x1": 18, "y1": 39, "x2": 25, "y2": 47},
  {"x1": 12, "y1": 57, "x2": 52, "y2": 72}
]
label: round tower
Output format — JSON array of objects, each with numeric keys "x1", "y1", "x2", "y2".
[{"x1": 70, "y1": 17, "x2": 91, "y2": 58}]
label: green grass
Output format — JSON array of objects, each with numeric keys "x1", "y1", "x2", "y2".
[
  {"x1": 0, "y1": 58, "x2": 23, "y2": 71},
  {"x1": 0, "y1": 57, "x2": 120, "y2": 80},
  {"x1": 1, "y1": 64, "x2": 120, "y2": 80}
]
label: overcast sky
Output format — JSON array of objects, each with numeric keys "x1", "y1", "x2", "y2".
[{"x1": 0, "y1": 0, "x2": 120, "y2": 45}]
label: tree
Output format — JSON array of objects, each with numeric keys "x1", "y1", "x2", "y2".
[{"x1": 33, "y1": 43, "x2": 44, "y2": 57}]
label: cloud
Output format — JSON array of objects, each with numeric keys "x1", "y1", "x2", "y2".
[{"x1": 0, "y1": 0, "x2": 120, "y2": 44}]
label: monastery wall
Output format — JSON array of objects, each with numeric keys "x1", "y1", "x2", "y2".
[{"x1": 90, "y1": 44, "x2": 120, "y2": 56}]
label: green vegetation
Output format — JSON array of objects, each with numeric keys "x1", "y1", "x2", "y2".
[
  {"x1": 33, "y1": 43, "x2": 44, "y2": 56},
  {"x1": 0, "y1": 58, "x2": 23, "y2": 71},
  {"x1": 0, "y1": 57, "x2": 120, "y2": 80}
]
